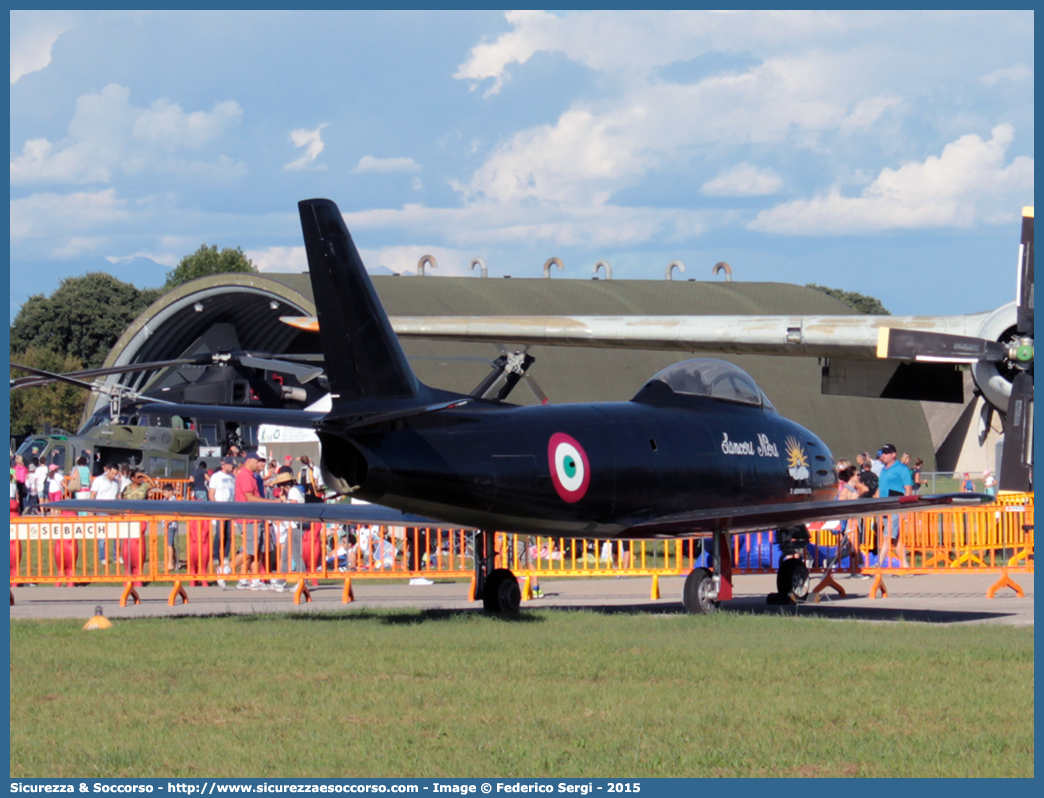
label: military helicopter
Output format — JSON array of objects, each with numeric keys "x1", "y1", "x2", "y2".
[{"x1": 11, "y1": 349, "x2": 326, "y2": 478}]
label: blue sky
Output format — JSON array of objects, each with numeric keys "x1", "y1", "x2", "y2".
[{"x1": 9, "y1": 10, "x2": 1034, "y2": 320}]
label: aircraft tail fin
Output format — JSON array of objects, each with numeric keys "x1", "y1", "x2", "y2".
[{"x1": 299, "y1": 199, "x2": 423, "y2": 406}]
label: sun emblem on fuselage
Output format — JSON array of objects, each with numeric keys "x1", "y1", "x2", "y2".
[{"x1": 785, "y1": 436, "x2": 810, "y2": 482}]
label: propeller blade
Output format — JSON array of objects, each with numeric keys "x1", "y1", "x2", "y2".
[
  {"x1": 977, "y1": 401, "x2": 994, "y2": 447},
  {"x1": 876, "y1": 328, "x2": 1007, "y2": 363},
  {"x1": 1017, "y1": 207, "x2": 1033, "y2": 335},
  {"x1": 998, "y1": 369, "x2": 1033, "y2": 492}
]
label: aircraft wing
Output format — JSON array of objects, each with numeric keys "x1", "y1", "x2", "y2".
[
  {"x1": 622, "y1": 493, "x2": 995, "y2": 538},
  {"x1": 47, "y1": 499, "x2": 470, "y2": 529},
  {"x1": 386, "y1": 313, "x2": 994, "y2": 359}
]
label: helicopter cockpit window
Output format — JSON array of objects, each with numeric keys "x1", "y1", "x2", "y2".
[
  {"x1": 647, "y1": 359, "x2": 764, "y2": 407},
  {"x1": 199, "y1": 423, "x2": 219, "y2": 446},
  {"x1": 78, "y1": 415, "x2": 109, "y2": 435},
  {"x1": 17, "y1": 438, "x2": 48, "y2": 460}
]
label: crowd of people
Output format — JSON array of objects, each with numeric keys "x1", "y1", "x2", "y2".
[
  {"x1": 9, "y1": 452, "x2": 187, "y2": 518},
  {"x1": 829, "y1": 443, "x2": 995, "y2": 574}
]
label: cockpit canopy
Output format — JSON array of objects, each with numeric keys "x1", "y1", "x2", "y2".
[{"x1": 633, "y1": 358, "x2": 775, "y2": 410}]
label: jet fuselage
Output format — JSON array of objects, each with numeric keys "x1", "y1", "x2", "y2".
[{"x1": 323, "y1": 395, "x2": 837, "y2": 537}]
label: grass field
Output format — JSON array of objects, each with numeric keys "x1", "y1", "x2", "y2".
[{"x1": 9, "y1": 610, "x2": 1033, "y2": 778}]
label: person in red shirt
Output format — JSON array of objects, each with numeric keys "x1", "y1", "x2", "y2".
[{"x1": 233, "y1": 453, "x2": 279, "y2": 590}]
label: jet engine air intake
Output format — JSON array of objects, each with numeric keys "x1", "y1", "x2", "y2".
[{"x1": 317, "y1": 432, "x2": 370, "y2": 496}]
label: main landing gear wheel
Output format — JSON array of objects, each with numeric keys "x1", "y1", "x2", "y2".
[
  {"x1": 482, "y1": 568, "x2": 521, "y2": 613},
  {"x1": 682, "y1": 567, "x2": 718, "y2": 615},
  {"x1": 777, "y1": 558, "x2": 810, "y2": 601}
]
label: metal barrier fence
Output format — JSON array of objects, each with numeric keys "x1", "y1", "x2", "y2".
[{"x1": 9, "y1": 495, "x2": 1032, "y2": 606}]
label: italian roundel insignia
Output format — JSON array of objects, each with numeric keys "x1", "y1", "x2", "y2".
[{"x1": 548, "y1": 432, "x2": 590, "y2": 503}]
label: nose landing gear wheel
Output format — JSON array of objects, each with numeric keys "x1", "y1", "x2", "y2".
[
  {"x1": 777, "y1": 558, "x2": 810, "y2": 601},
  {"x1": 682, "y1": 567, "x2": 718, "y2": 614},
  {"x1": 482, "y1": 568, "x2": 521, "y2": 613}
]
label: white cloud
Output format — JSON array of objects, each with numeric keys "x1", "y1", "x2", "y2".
[
  {"x1": 10, "y1": 189, "x2": 129, "y2": 252},
  {"x1": 10, "y1": 11, "x2": 75, "y2": 84},
  {"x1": 701, "y1": 163, "x2": 783, "y2": 196},
  {"x1": 133, "y1": 99, "x2": 242, "y2": 149},
  {"x1": 245, "y1": 243, "x2": 478, "y2": 277},
  {"x1": 455, "y1": 10, "x2": 875, "y2": 96},
  {"x1": 341, "y1": 201, "x2": 707, "y2": 250},
  {"x1": 979, "y1": 65, "x2": 1032, "y2": 87},
  {"x1": 10, "y1": 84, "x2": 245, "y2": 185},
  {"x1": 453, "y1": 45, "x2": 906, "y2": 209},
  {"x1": 356, "y1": 245, "x2": 477, "y2": 276},
  {"x1": 246, "y1": 246, "x2": 308, "y2": 273},
  {"x1": 53, "y1": 237, "x2": 104, "y2": 258},
  {"x1": 284, "y1": 125, "x2": 326, "y2": 171},
  {"x1": 748, "y1": 124, "x2": 1033, "y2": 235},
  {"x1": 352, "y1": 155, "x2": 422, "y2": 174}
]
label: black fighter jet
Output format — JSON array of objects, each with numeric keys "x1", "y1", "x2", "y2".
[{"x1": 59, "y1": 199, "x2": 994, "y2": 613}]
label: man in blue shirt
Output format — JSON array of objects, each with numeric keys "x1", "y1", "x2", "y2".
[
  {"x1": 190, "y1": 460, "x2": 209, "y2": 502},
  {"x1": 878, "y1": 443, "x2": 913, "y2": 568}
]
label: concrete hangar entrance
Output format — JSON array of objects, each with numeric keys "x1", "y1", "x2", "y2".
[{"x1": 99, "y1": 272, "x2": 939, "y2": 470}]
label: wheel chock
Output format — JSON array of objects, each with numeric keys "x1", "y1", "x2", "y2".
[
  {"x1": 986, "y1": 570, "x2": 1025, "y2": 599},
  {"x1": 869, "y1": 573, "x2": 887, "y2": 599},
  {"x1": 342, "y1": 577, "x2": 354, "y2": 603},
  {"x1": 120, "y1": 582, "x2": 141, "y2": 606},
  {"x1": 766, "y1": 592, "x2": 794, "y2": 605},
  {"x1": 520, "y1": 575, "x2": 533, "y2": 601},
  {"x1": 168, "y1": 581, "x2": 189, "y2": 606},
  {"x1": 650, "y1": 573, "x2": 661, "y2": 600},
  {"x1": 467, "y1": 575, "x2": 478, "y2": 602},
  {"x1": 293, "y1": 579, "x2": 312, "y2": 605},
  {"x1": 10, "y1": 589, "x2": 14, "y2": 606},
  {"x1": 812, "y1": 572, "x2": 846, "y2": 600}
]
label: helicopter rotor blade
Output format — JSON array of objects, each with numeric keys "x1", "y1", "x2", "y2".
[{"x1": 10, "y1": 363, "x2": 96, "y2": 391}]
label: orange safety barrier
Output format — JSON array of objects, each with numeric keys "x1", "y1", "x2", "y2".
[
  {"x1": 801, "y1": 493, "x2": 1033, "y2": 599},
  {"x1": 9, "y1": 496, "x2": 1032, "y2": 605}
]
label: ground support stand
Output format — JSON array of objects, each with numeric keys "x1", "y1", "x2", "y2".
[{"x1": 120, "y1": 582, "x2": 141, "y2": 606}]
